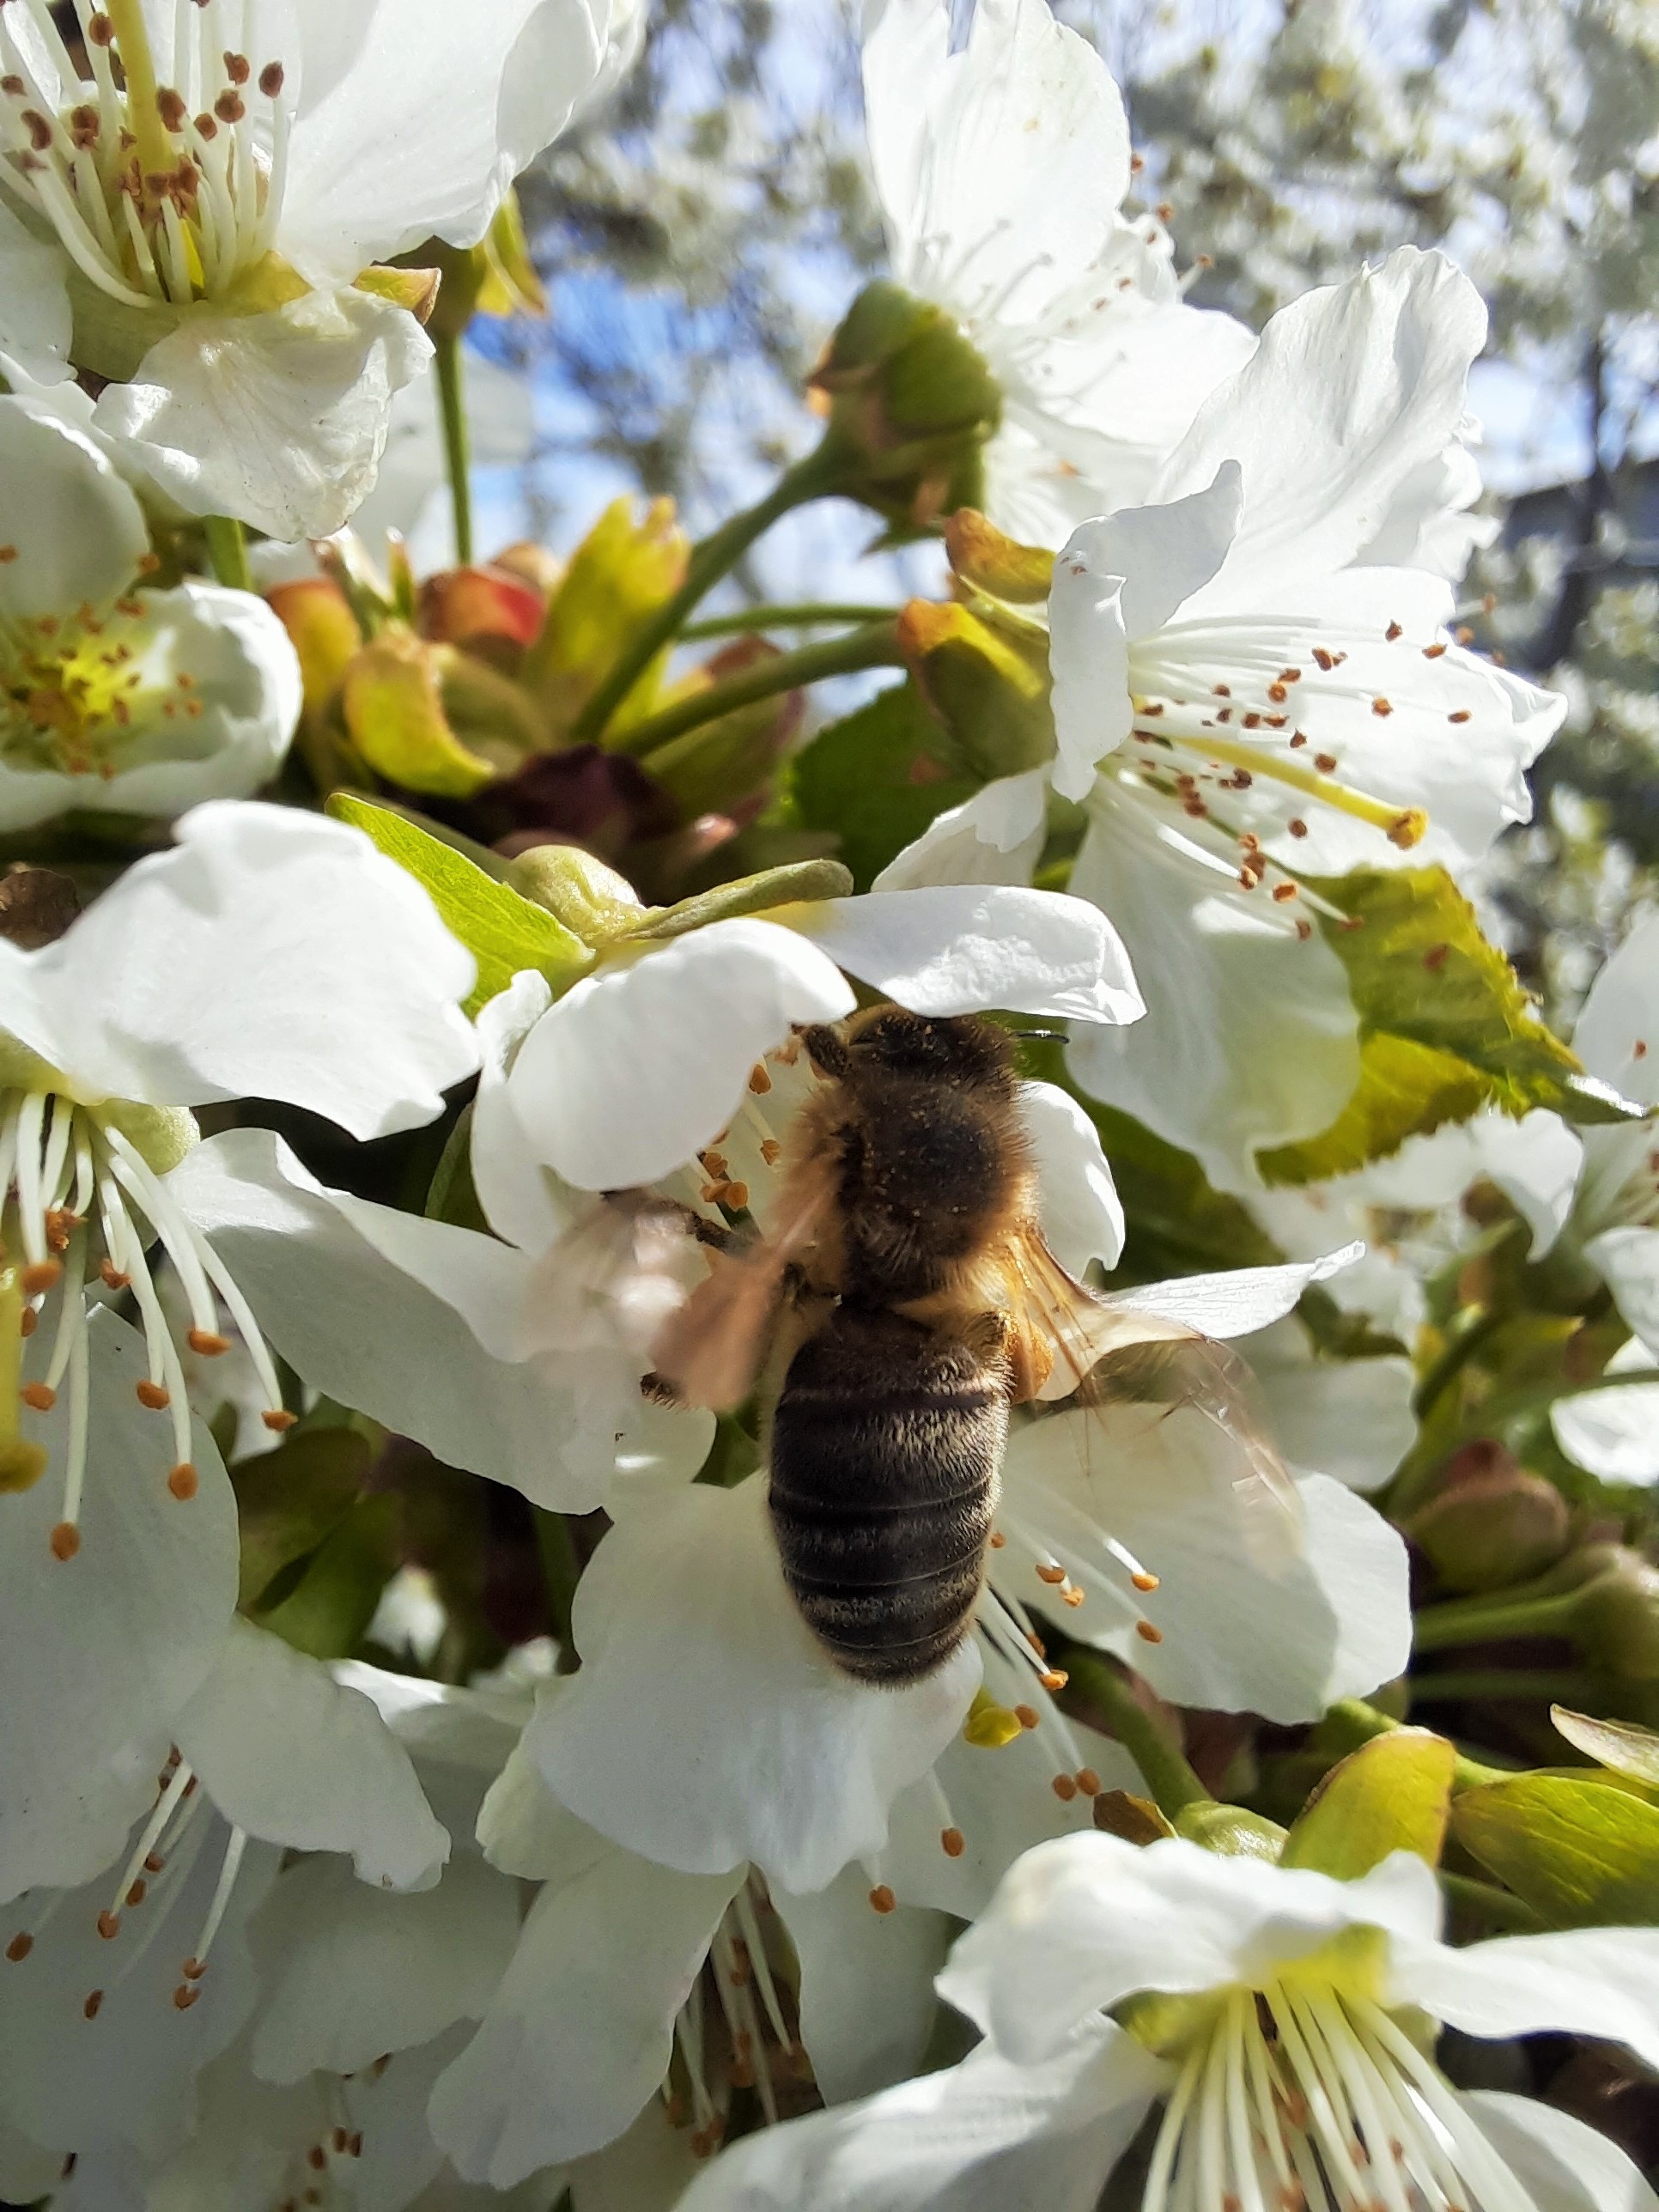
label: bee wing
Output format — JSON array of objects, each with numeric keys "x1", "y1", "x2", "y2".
[
  {"x1": 647, "y1": 1187, "x2": 829, "y2": 1413},
  {"x1": 1008, "y1": 1235, "x2": 1306, "y2": 1571}
]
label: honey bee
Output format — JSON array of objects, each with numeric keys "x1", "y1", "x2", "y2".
[{"x1": 649, "y1": 1007, "x2": 1301, "y2": 1687}]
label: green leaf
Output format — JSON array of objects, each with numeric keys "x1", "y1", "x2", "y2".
[
  {"x1": 328, "y1": 793, "x2": 592, "y2": 1016},
  {"x1": 786, "y1": 681, "x2": 977, "y2": 890},
  {"x1": 1281, "y1": 1729, "x2": 1455, "y2": 1878},
  {"x1": 1451, "y1": 1774, "x2": 1659, "y2": 1925},
  {"x1": 1552, "y1": 1705, "x2": 1659, "y2": 1790},
  {"x1": 252, "y1": 1494, "x2": 403, "y2": 1662},
  {"x1": 232, "y1": 1425, "x2": 371, "y2": 1611},
  {"x1": 1259, "y1": 866, "x2": 1639, "y2": 1185}
]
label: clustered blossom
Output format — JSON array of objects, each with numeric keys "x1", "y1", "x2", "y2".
[{"x1": 0, "y1": 0, "x2": 1652, "y2": 2208}]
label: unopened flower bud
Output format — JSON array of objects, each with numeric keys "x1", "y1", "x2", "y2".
[
  {"x1": 897, "y1": 599, "x2": 1054, "y2": 781},
  {"x1": 1173, "y1": 1802, "x2": 1286, "y2": 1862},
  {"x1": 1407, "y1": 1468, "x2": 1571, "y2": 1595},
  {"x1": 1571, "y1": 1549, "x2": 1659, "y2": 1681},
  {"x1": 810, "y1": 282, "x2": 1001, "y2": 532}
]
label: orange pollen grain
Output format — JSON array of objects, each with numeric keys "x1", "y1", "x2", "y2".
[
  {"x1": 5, "y1": 1933, "x2": 33, "y2": 1962},
  {"x1": 1013, "y1": 1704, "x2": 1040, "y2": 1730},
  {"x1": 1035, "y1": 1562, "x2": 1066, "y2": 1584},
  {"x1": 1135, "y1": 1620, "x2": 1164, "y2": 1644},
  {"x1": 19, "y1": 1308, "x2": 36, "y2": 1339},
  {"x1": 96, "y1": 1911, "x2": 120, "y2": 1940},
  {"x1": 1076, "y1": 1767, "x2": 1103, "y2": 1795},
  {"x1": 1371, "y1": 698, "x2": 1393, "y2": 717},
  {"x1": 21, "y1": 1260, "x2": 61, "y2": 1296},
  {"x1": 1385, "y1": 622, "x2": 1403, "y2": 641},
  {"x1": 82, "y1": 1990, "x2": 103, "y2": 2020},
  {"x1": 1039, "y1": 1668, "x2": 1068, "y2": 1692},
  {"x1": 50, "y1": 1522, "x2": 81, "y2": 1561},
  {"x1": 1132, "y1": 1571, "x2": 1160, "y2": 1592},
  {"x1": 747, "y1": 1063, "x2": 772, "y2": 1094},
  {"x1": 868, "y1": 1885, "x2": 896, "y2": 1914},
  {"x1": 182, "y1": 1954, "x2": 206, "y2": 1980},
  {"x1": 100, "y1": 1260, "x2": 131, "y2": 1290},
  {"x1": 172, "y1": 1984, "x2": 199, "y2": 2010},
  {"x1": 940, "y1": 1827, "x2": 965, "y2": 1857},
  {"x1": 167, "y1": 1463, "x2": 198, "y2": 1501},
  {"x1": 1314, "y1": 753, "x2": 1338, "y2": 773},
  {"x1": 186, "y1": 1329, "x2": 231, "y2": 1357},
  {"x1": 136, "y1": 1382, "x2": 170, "y2": 1410},
  {"x1": 988, "y1": 1530, "x2": 1006, "y2": 1547},
  {"x1": 1448, "y1": 709, "x2": 1471, "y2": 724},
  {"x1": 1052, "y1": 1774, "x2": 1079, "y2": 1802},
  {"x1": 20, "y1": 1382, "x2": 55, "y2": 1412},
  {"x1": 1272, "y1": 883, "x2": 1297, "y2": 903},
  {"x1": 262, "y1": 1408, "x2": 297, "y2": 1431}
]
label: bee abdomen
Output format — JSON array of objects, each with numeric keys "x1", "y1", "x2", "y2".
[{"x1": 768, "y1": 1306, "x2": 1008, "y2": 1687}]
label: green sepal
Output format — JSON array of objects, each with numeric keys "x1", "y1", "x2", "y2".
[
  {"x1": 522, "y1": 496, "x2": 690, "y2": 738},
  {"x1": 505, "y1": 845, "x2": 650, "y2": 944},
  {"x1": 1093, "y1": 1790, "x2": 1176, "y2": 1846},
  {"x1": 899, "y1": 599, "x2": 1054, "y2": 781},
  {"x1": 638, "y1": 859, "x2": 854, "y2": 939},
  {"x1": 327, "y1": 793, "x2": 593, "y2": 1014},
  {"x1": 1451, "y1": 1772, "x2": 1659, "y2": 1926},
  {"x1": 1280, "y1": 1729, "x2": 1455, "y2": 1878},
  {"x1": 1259, "y1": 866, "x2": 1642, "y2": 1185},
  {"x1": 1173, "y1": 1802, "x2": 1286, "y2": 1861},
  {"x1": 787, "y1": 680, "x2": 978, "y2": 890},
  {"x1": 1552, "y1": 1705, "x2": 1659, "y2": 1790}
]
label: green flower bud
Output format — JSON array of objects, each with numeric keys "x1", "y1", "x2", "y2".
[
  {"x1": 1407, "y1": 1465, "x2": 1571, "y2": 1595},
  {"x1": 1571, "y1": 1550, "x2": 1659, "y2": 1681},
  {"x1": 811, "y1": 282, "x2": 1002, "y2": 533},
  {"x1": 898, "y1": 599, "x2": 1054, "y2": 781}
]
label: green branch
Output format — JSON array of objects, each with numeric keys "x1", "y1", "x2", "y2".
[
  {"x1": 1060, "y1": 1646, "x2": 1212, "y2": 1820},
  {"x1": 680, "y1": 602, "x2": 900, "y2": 640},
  {"x1": 569, "y1": 443, "x2": 845, "y2": 744},
  {"x1": 617, "y1": 620, "x2": 905, "y2": 763},
  {"x1": 434, "y1": 332, "x2": 473, "y2": 567},
  {"x1": 204, "y1": 514, "x2": 253, "y2": 593}
]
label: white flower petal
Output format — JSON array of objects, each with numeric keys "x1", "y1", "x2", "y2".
[
  {"x1": 471, "y1": 972, "x2": 580, "y2": 1256},
  {"x1": 774, "y1": 1874, "x2": 951, "y2": 2106},
  {"x1": 867, "y1": 0, "x2": 1131, "y2": 322},
  {"x1": 248, "y1": 1852, "x2": 519, "y2": 2082},
  {"x1": 1397, "y1": 1926, "x2": 1659, "y2": 2072},
  {"x1": 0, "y1": 203, "x2": 70, "y2": 386},
  {"x1": 1461, "y1": 2090, "x2": 1659, "y2": 2212},
  {"x1": 787, "y1": 886, "x2": 1144, "y2": 1025},
  {"x1": 1588, "y1": 1225, "x2": 1659, "y2": 1356},
  {"x1": 8, "y1": 802, "x2": 476, "y2": 1133},
  {"x1": 567, "y1": 2103, "x2": 697, "y2": 2212},
  {"x1": 1572, "y1": 915, "x2": 1659, "y2": 1105},
  {"x1": 0, "y1": 394, "x2": 149, "y2": 619},
  {"x1": 880, "y1": 1724, "x2": 1137, "y2": 1921},
  {"x1": 428, "y1": 1847, "x2": 740, "y2": 2184},
  {"x1": 871, "y1": 773, "x2": 1048, "y2": 893},
  {"x1": 673, "y1": 2019, "x2": 1164, "y2": 2212},
  {"x1": 0, "y1": 1814, "x2": 276, "y2": 2164},
  {"x1": 282, "y1": 0, "x2": 608, "y2": 276},
  {"x1": 1552, "y1": 1336, "x2": 1659, "y2": 1484},
  {"x1": 173, "y1": 1617, "x2": 451, "y2": 1890},
  {"x1": 1153, "y1": 247, "x2": 1488, "y2": 614},
  {"x1": 1002, "y1": 1412, "x2": 1409, "y2": 1718},
  {"x1": 508, "y1": 919, "x2": 854, "y2": 1189},
  {"x1": 940, "y1": 1833, "x2": 1440, "y2": 2061},
  {"x1": 93, "y1": 291, "x2": 434, "y2": 541},
  {"x1": 170, "y1": 1132, "x2": 639, "y2": 1509},
  {"x1": 1242, "y1": 1316, "x2": 1414, "y2": 1492},
  {"x1": 0, "y1": 2117, "x2": 61, "y2": 2207},
  {"x1": 1065, "y1": 787, "x2": 1360, "y2": 1192},
  {"x1": 0, "y1": 1308, "x2": 236, "y2": 1905},
  {"x1": 347, "y1": 2027, "x2": 473, "y2": 2212},
  {"x1": 1054, "y1": 467, "x2": 1242, "y2": 689},
  {"x1": 520, "y1": 1479, "x2": 981, "y2": 1892},
  {"x1": 1018, "y1": 1080, "x2": 1124, "y2": 1274},
  {"x1": 1107, "y1": 1245, "x2": 1366, "y2": 1339}
]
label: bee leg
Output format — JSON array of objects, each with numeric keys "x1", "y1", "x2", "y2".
[{"x1": 798, "y1": 1023, "x2": 854, "y2": 1079}]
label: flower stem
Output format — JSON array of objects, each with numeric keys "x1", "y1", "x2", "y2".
[
  {"x1": 679, "y1": 603, "x2": 900, "y2": 640},
  {"x1": 1411, "y1": 1300, "x2": 1506, "y2": 1420},
  {"x1": 1412, "y1": 1589, "x2": 1581, "y2": 1653},
  {"x1": 204, "y1": 515, "x2": 254, "y2": 593},
  {"x1": 617, "y1": 620, "x2": 906, "y2": 763},
  {"x1": 1410, "y1": 1668, "x2": 1601, "y2": 1705},
  {"x1": 568, "y1": 442, "x2": 845, "y2": 745},
  {"x1": 1318, "y1": 1698, "x2": 1508, "y2": 1790},
  {"x1": 434, "y1": 333, "x2": 473, "y2": 568},
  {"x1": 1059, "y1": 1646, "x2": 1212, "y2": 1820}
]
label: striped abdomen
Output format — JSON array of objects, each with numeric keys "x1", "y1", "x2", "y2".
[{"x1": 768, "y1": 1304, "x2": 1008, "y2": 1686}]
